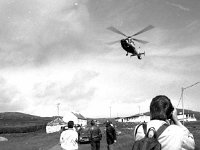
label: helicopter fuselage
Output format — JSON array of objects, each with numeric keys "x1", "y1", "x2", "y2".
[
  {"x1": 121, "y1": 39, "x2": 138, "y2": 55},
  {"x1": 120, "y1": 39, "x2": 144, "y2": 59}
]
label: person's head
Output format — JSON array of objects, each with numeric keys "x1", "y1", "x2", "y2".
[
  {"x1": 105, "y1": 120, "x2": 111, "y2": 127},
  {"x1": 68, "y1": 121, "x2": 74, "y2": 128},
  {"x1": 90, "y1": 120, "x2": 95, "y2": 126},
  {"x1": 150, "y1": 95, "x2": 174, "y2": 121}
]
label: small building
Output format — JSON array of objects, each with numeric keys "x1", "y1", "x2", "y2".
[
  {"x1": 115, "y1": 117, "x2": 125, "y2": 122},
  {"x1": 115, "y1": 114, "x2": 150, "y2": 123},
  {"x1": 72, "y1": 112, "x2": 87, "y2": 126},
  {"x1": 115, "y1": 109, "x2": 197, "y2": 123},
  {"x1": 125, "y1": 114, "x2": 150, "y2": 123},
  {"x1": 63, "y1": 112, "x2": 87, "y2": 126},
  {"x1": 46, "y1": 117, "x2": 67, "y2": 134},
  {"x1": 177, "y1": 110, "x2": 197, "y2": 122}
]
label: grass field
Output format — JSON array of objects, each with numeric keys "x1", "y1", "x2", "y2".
[{"x1": 0, "y1": 122, "x2": 200, "y2": 150}]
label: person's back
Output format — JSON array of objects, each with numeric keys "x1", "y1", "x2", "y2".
[
  {"x1": 106, "y1": 121, "x2": 117, "y2": 150},
  {"x1": 90, "y1": 125, "x2": 101, "y2": 138},
  {"x1": 135, "y1": 120, "x2": 194, "y2": 150},
  {"x1": 106, "y1": 121, "x2": 116, "y2": 145},
  {"x1": 89, "y1": 120, "x2": 102, "y2": 150},
  {"x1": 60, "y1": 121, "x2": 78, "y2": 150},
  {"x1": 134, "y1": 95, "x2": 195, "y2": 150}
]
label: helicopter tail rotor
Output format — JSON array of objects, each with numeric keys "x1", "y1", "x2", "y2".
[
  {"x1": 140, "y1": 51, "x2": 145, "y2": 56},
  {"x1": 137, "y1": 51, "x2": 145, "y2": 59}
]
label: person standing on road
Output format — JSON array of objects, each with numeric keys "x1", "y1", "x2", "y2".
[
  {"x1": 60, "y1": 121, "x2": 78, "y2": 150},
  {"x1": 105, "y1": 121, "x2": 117, "y2": 150},
  {"x1": 89, "y1": 120, "x2": 102, "y2": 150},
  {"x1": 134, "y1": 95, "x2": 195, "y2": 150}
]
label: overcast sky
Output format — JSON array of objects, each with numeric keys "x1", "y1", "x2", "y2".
[{"x1": 0, "y1": 0, "x2": 200, "y2": 118}]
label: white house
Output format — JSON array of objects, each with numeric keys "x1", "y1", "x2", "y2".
[
  {"x1": 115, "y1": 114, "x2": 150, "y2": 123},
  {"x1": 72, "y1": 112, "x2": 87, "y2": 126},
  {"x1": 177, "y1": 111, "x2": 197, "y2": 122},
  {"x1": 115, "y1": 110, "x2": 197, "y2": 123},
  {"x1": 46, "y1": 117, "x2": 67, "y2": 134},
  {"x1": 63, "y1": 112, "x2": 87, "y2": 126},
  {"x1": 115, "y1": 117, "x2": 124, "y2": 122}
]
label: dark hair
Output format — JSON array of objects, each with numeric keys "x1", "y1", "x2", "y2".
[
  {"x1": 105, "y1": 120, "x2": 110, "y2": 127},
  {"x1": 68, "y1": 121, "x2": 74, "y2": 128},
  {"x1": 150, "y1": 95, "x2": 174, "y2": 121},
  {"x1": 90, "y1": 120, "x2": 95, "y2": 126}
]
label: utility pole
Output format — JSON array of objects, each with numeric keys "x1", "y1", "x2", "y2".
[
  {"x1": 110, "y1": 106, "x2": 112, "y2": 118},
  {"x1": 57, "y1": 103, "x2": 60, "y2": 116},
  {"x1": 179, "y1": 82, "x2": 200, "y2": 125},
  {"x1": 181, "y1": 88, "x2": 184, "y2": 124},
  {"x1": 138, "y1": 105, "x2": 141, "y2": 115}
]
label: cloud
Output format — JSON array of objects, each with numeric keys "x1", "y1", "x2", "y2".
[
  {"x1": 170, "y1": 46, "x2": 200, "y2": 57},
  {"x1": 166, "y1": 1, "x2": 190, "y2": 11},
  {"x1": 186, "y1": 20, "x2": 200, "y2": 31},
  {"x1": 0, "y1": 77, "x2": 24, "y2": 112},
  {"x1": 61, "y1": 70, "x2": 98, "y2": 101},
  {"x1": 32, "y1": 69, "x2": 99, "y2": 114},
  {"x1": 0, "y1": 0, "x2": 91, "y2": 68},
  {"x1": 33, "y1": 82, "x2": 58, "y2": 99}
]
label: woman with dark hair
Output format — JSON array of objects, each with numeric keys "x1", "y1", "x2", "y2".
[{"x1": 134, "y1": 95, "x2": 195, "y2": 150}]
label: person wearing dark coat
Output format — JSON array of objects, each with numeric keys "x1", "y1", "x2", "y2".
[
  {"x1": 105, "y1": 121, "x2": 117, "y2": 150},
  {"x1": 89, "y1": 120, "x2": 102, "y2": 150}
]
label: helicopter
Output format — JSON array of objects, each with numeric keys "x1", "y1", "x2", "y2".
[{"x1": 107, "y1": 25, "x2": 154, "y2": 59}]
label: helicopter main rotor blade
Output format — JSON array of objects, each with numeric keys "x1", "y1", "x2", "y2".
[
  {"x1": 131, "y1": 25, "x2": 154, "y2": 37},
  {"x1": 132, "y1": 38, "x2": 149, "y2": 44},
  {"x1": 107, "y1": 40, "x2": 120, "y2": 45},
  {"x1": 107, "y1": 26, "x2": 128, "y2": 37}
]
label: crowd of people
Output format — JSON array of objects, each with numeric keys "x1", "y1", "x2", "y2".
[
  {"x1": 59, "y1": 119, "x2": 116, "y2": 150},
  {"x1": 59, "y1": 95, "x2": 195, "y2": 150}
]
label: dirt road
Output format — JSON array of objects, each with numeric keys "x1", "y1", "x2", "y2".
[{"x1": 49, "y1": 143, "x2": 91, "y2": 150}]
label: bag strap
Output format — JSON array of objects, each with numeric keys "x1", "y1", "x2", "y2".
[
  {"x1": 156, "y1": 123, "x2": 169, "y2": 138},
  {"x1": 143, "y1": 123, "x2": 147, "y2": 135},
  {"x1": 135, "y1": 122, "x2": 147, "y2": 138},
  {"x1": 135, "y1": 122, "x2": 169, "y2": 139},
  {"x1": 146, "y1": 127, "x2": 156, "y2": 138}
]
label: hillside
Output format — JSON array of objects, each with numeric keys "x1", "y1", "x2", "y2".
[
  {"x1": 0, "y1": 112, "x2": 53, "y2": 127},
  {"x1": 0, "y1": 112, "x2": 41, "y2": 119}
]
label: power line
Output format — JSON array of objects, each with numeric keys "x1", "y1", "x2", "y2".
[
  {"x1": 177, "y1": 82, "x2": 200, "y2": 108},
  {"x1": 184, "y1": 82, "x2": 200, "y2": 90},
  {"x1": 177, "y1": 81, "x2": 200, "y2": 125}
]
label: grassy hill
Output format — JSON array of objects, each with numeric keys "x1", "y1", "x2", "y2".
[
  {"x1": 0, "y1": 112, "x2": 55, "y2": 134},
  {"x1": 0, "y1": 112, "x2": 53, "y2": 127}
]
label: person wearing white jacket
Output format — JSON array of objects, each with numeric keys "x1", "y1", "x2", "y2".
[
  {"x1": 134, "y1": 95, "x2": 195, "y2": 150},
  {"x1": 60, "y1": 121, "x2": 78, "y2": 150}
]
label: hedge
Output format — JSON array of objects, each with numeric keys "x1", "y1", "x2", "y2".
[{"x1": 0, "y1": 124, "x2": 46, "y2": 134}]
